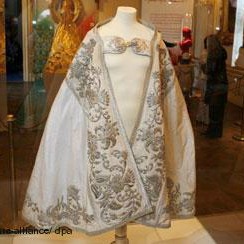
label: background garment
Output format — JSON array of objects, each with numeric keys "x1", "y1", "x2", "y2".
[
  {"x1": 205, "y1": 45, "x2": 228, "y2": 137},
  {"x1": 208, "y1": 104, "x2": 225, "y2": 137},
  {"x1": 22, "y1": 23, "x2": 196, "y2": 235},
  {"x1": 205, "y1": 46, "x2": 228, "y2": 105}
]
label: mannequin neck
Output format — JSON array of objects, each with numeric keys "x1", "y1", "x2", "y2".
[
  {"x1": 98, "y1": 6, "x2": 153, "y2": 40},
  {"x1": 111, "y1": 7, "x2": 138, "y2": 26}
]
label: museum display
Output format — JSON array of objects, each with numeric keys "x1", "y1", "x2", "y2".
[
  {"x1": 22, "y1": 6, "x2": 196, "y2": 235},
  {"x1": 179, "y1": 26, "x2": 192, "y2": 64},
  {"x1": 1, "y1": 0, "x2": 244, "y2": 243}
]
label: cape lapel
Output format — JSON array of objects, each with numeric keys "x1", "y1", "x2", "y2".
[{"x1": 66, "y1": 30, "x2": 153, "y2": 225}]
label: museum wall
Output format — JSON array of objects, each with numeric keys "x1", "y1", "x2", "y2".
[
  {"x1": 35, "y1": 0, "x2": 97, "y2": 18},
  {"x1": 36, "y1": 0, "x2": 141, "y2": 21},
  {"x1": 225, "y1": 46, "x2": 244, "y2": 107},
  {"x1": 225, "y1": 46, "x2": 244, "y2": 67},
  {"x1": 193, "y1": 3, "x2": 214, "y2": 58},
  {"x1": 98, "y1": 0, "x2": 141, "y2": 21}
]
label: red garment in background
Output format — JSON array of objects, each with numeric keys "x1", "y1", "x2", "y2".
[
  {"x1": 179, "y1": 27, "x2": 192, "y2": 54},
  {"x1": 179, "y1": 38, "x2": 192, "y2": 54},
  {"x1": 77, "y1": 13, "x2": 97, "y2": 40}
]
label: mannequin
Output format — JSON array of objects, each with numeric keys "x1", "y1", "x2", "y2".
[
  {"x1": 99, "y1": 6, "x2": 154, "y2": 138},
  {"x1": 99, "y1": 8, "x2": 154, "y2": 243}
]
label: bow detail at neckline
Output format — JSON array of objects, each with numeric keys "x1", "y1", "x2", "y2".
[{"x1": 103, "y1": 36, "x2": 151, "y2": 56}]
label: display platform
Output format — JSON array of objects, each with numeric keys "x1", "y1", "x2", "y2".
[{"x1": 1, "y1": 212, "x2": 244, "y2": 244}]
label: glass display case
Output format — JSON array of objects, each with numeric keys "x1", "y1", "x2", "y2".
[{"x1": 0, "y1": 1, "x2": 244, "y2": 243}]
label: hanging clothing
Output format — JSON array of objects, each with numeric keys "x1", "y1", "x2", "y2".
[{"x1": 22, "y1": 21, "x2": 196, "y2": 235}]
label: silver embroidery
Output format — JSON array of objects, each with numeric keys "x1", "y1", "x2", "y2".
[
  {"x1": 103, "y1": 36, "x2": 151, "y2": 56},
  {"x1": 24, "y1": 186, "x2": 94, "y2": 227},
  {"x1": 131, "y1": 38, "x2": 150, "y2": 55},
  {"x1": 163, "y1": 178, "x2": 195, "y2": 215},
  {"x1": 135, "y1": 44, "x2": 195, "y2": 222},
  {"x1": 68, "y1": 40, "x2": 110, "y2": 122},
  {"x1": 134, "y1": 65, "x2": 166, "y2": 217},
  {"x1": 105, "y1": 36, "x2": 126, "y2": 54},
  {"x1": 69, "y1": 39, "x2": 143, "y2": 225},
  {"x1": 66, "y1": 37, "x2": 194, "y2": 225},
  {"x1": 159, "y1": 44, "x2": 175, "y2": 95}
]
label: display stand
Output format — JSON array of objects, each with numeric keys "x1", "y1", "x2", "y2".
[
  {"x1": 7, "y1": 114, "x2": 18, "y2": 227},
  {"x1": 177, "y1": 63, "x2": 195, "y2": 98},
  {"x1": 233, "y1": 78, "x2": 244, "y2": 141},
  {"x1": 233, "y1": 95, "x2": 244, "y2": 141},
  {"x1": 112, "y1": 225, "x2": 129, "y2": 244}
]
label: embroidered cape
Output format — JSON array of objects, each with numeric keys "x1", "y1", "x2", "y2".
[{"x1": 22, "y1": 21, "x2": 196, "y2": 235}]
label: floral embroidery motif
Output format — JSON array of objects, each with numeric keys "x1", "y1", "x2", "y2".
[
  {"x1": 159, "y1": 44, "x2": 175, "y2": 95},
  {"x1": 104, "y1": 36, "x2": 126, "y2": 54},
  {"x1": 134, "y1": 45, "x2": 195, "y2": 222},
  {"x1": 131, "y1": 38, "x2": 150, "y2": 55},
  {"x1": 24, "y1": 186, "x2": 94, "y2": 227},
  {"x1": 68, "y1": 38, "x2": 143, "y2": 225},
  {"x1": 103, "y1": 36, "x2": 151, "y2": 56},
  {"x1": 134, "y1": 61, "x2": 166, "y2": 210},
  {"x1": 68, "y1": 39, "x2": 110, "y2": 122},
  {"x1": 163, "y1": 178, "x2": 195, "y2": 215},
  {"x1": 66, "y1": 37, "x2": 194, "y2": 225}
]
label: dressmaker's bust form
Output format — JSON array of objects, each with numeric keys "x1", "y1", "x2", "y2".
[{"x1": 99, "y1": 6, "x2": 154, "y2": 139}]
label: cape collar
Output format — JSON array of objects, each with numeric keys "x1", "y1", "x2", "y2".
[{"x1": 102, "y1": 36, "x2": 151, "y2": 56}]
